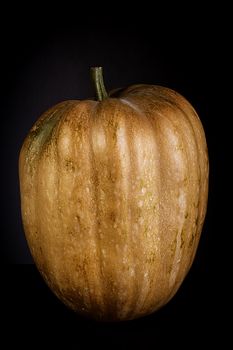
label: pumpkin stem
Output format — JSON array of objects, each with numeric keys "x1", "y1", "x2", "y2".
[{"x1": 91, "y1": 67, "x2": 108, "y2": 101}]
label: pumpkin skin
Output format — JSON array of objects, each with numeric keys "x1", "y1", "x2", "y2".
[{"x1": 19, "y1": 83, "x2": 209, "y2": 321}]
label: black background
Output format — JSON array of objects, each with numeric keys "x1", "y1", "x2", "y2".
[{"x1": 1, "y1": 3, "x2": 230, "y2": 348}]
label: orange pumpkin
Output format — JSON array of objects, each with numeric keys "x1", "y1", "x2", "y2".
[{"x1": 19, "y1": 67, "x2": 209, "y2": 321}]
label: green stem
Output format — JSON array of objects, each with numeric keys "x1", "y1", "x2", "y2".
[{"x1": 91, "y1": 67, "x2": 108, "y2": 101}]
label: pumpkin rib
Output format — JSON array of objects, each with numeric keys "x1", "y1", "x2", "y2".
[
  {"x1": 154, "y1": 107, "x2": 190, "y2": 292},
  {"x1": 152, "y1": 107, "x2": 191, "y2": 310},
  {"x1": 73, "y1": 101, "x2": 102, "y2": 316},
  {"x1": 109, "y1": 100, "x2": 137, "y2": 319},
  {"x1": 155, "y1": 90, "x2": 208, "y2": 269},
  {"x1": 34, "y1": 102, "x2": 79, "y2": 292},
  {"x1": 21, "y1": 103, "x2": 56, "y2": 286},
  {"x1": 37, "y1": 128, "x2": 60, "y2": 296},
  {"x1": 125, "y1": 99, "x2": 155, "y2": 319},
  {"x1": 123, "y1": 98, "x2": 164, "y2": 315},
  {"x1": 90, "y1": 100, "x2": 121, "y2": 318},
  {"x1": 148, "y1": 112, "x2": 175, "y2": 312},
  {"x1": 89, "y1": 101, "x2": 113, "y2": 317},
  {"x1": 157, "y1": 100, "x2": 200, "y2": 293},
  {"x1": 111, "y1": 100, "x2": 140, "y2": 318},
  {"x1": 72, "y1": 101, "x2": 105, "y2": 316},
  {"x1": 50, "y1": 101, "x2": 104, "y2": 316},
  {"x1": 170, "y1": 94, "x2": 209, "y2": 225},
  {"x1": 148, "y1": 96, "x2": 199, "y2": 268},
  {"x1": 74, "y1": 102, "x2": 101, "y2": 314},
  {"x1": 64, "y1": 102, "x2": 93, "y2": 313},
  {"x1": 21, "y1": 102, "x2": 75, "y2": 278},
  {"x1": 168, "y1": 101, "x2": 202, "y2": 271},
  {"x1": 152, "y1": 93, "x2": 202, "y2": 291},
  {"x1": 119, "y1": 97, "x2": 163, "y2": 317},
  {"x1": 178, "y1": 107, "x2": 209, "y2": 270}
]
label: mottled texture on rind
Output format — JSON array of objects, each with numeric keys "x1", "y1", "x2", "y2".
[{"x1": 19, "y1": 85, "x2": 209, "y2": 321}]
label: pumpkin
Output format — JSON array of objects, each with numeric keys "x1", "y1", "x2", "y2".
[{"x1": 19, "y1": 67, "x2": 209, "y2": 321}]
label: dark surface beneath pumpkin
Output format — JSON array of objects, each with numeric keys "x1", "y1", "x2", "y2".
[{"x1": 2, "y1": 263, "x2": 224, "y2": 348}]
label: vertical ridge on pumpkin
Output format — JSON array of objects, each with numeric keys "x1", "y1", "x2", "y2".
[
  {"x1": 90, "y1": 101, "x2": 116, "y2": 317},
  {"x1": 115, "y1": 99, "x2": 149, "y2": 319},
  {"x1": 149, "y1": 109, "x2": 188, "y2": 296},
  {"x1": 159, "y1": 104, "x2": 198, "y2": 291},
  {"x1": 171, "y1": 103, "x2": 202, "y2": 277},
  {"x1": 135, "y1": 117, "x2": 162, "y2": 315},
  {"x1": 167, "y1": 94, "x2": 209, "y2": 266},
  {"x1": 57, "y1": 102, "x2": 92, "y2": 311},
  {"x1": 21, "y1": 102, "x2": 75, "y2": 280},
  {"x1": 109, "y1": 104, "x2": 132, "y2": 319},
  {"x1": 156, "y1": 88, "x2": 208, "y2": 272},
  {"x1": 34, "y1": 102, "x2": 78, "y2": 293},
  {"x1": 120, "y1": 98, "x2": 162, "y2": 317},
  {"x1": 88, "y1": 101, "x2": 107, "y2": 318},
  {"x1": 116, "y1": 100, "x2": 141, "y2": 319},
  {"x1": 67, "y1": 100, "x2": 104, "y2": 316},
  {"x1": 187, "y1": 107, "x2": 209, "y2": 263}
]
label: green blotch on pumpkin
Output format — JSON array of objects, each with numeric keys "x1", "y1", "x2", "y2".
[
  {"x1": 27, "y1": 103, "x2": 74, "y2": 160},
  {"x1": 28, "y1": 111, "x2": 61, "y2": 154}
]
